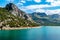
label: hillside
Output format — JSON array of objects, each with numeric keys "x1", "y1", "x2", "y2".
[
  {"x1": 30, "y1": 12, "x2": 60, "y2": 26},
  {"x1": 0, "y1": 4, "x2": 39, "y2": 28},
  {"x1": 5, "y1": 3, "x2": 32, "y2": 21}
]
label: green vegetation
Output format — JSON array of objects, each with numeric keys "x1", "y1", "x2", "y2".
[{"x1": 0, "y1": 8, "x2": 39, "y2": 28}]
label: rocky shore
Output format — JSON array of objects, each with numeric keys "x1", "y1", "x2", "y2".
[{"x1": 0, "y1": 26, "x2": 40, "y2": 30}]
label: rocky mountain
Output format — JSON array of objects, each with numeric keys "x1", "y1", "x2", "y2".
[
  {"x1": 49, "y1": 14, "x2": 60, "y2": 19},
  {"x1": 32, "y1": 12, "x2": 47, "y2": 17},
  {"x1": 29, "y1": 12, "x2": 60, "y2": 26},
  {"x1": 48, "y1": 14, "x2": 60, "y2": 23},
  {"x1": 0, "y1": 3, "x2": 39, "y2": 27},
  {"x1": 5, "y1": 3, "x2": 32, "y2": 21}
]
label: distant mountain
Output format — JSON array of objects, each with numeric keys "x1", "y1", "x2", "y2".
[
  {"x1": 48, "y1": 14, "x2": 60, "y2": 23},
  {"x1": 0, "y1": 3, "x2": 39, "y2": 27},
  {"x1": 36, "y1": 12, "x2": 47, "y2": 17},
  {"x1": 49, "y1": 14, "x2": 60, "y2": 19},
  {"x1": 32, "y1": 12, "x2": 47, "y2": 17},
  {"x1": 29, "y1": 12, "x2": 60, "y2": 26}
]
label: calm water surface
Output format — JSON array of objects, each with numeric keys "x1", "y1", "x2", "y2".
[{"x1": 0, "y1": 26, "x2": 60, "y2": 40}]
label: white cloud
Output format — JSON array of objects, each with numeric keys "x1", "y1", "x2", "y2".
[
  {"x1": 25, "y1": 5, "x2": 51, "y2": 10},
  {"x1": 16, "y1": 3, "x2": 23, "y2": 6},
  {"x1": 34, "y1": 0, "x2": 41, "y2": 3},
  {"x1": 20, "y1": 0, "x2": 60, "y2": 10},
  {"x1": 51, "y1": 1, "x2": 60, "y2": 6},
  {"x1": 16, "y1": 0, "x2": 26, "y2": 7},
  {"x1": 45, "y1": 9, "x2": 60, "y2": 15},
  {"x1": 20, "y1": 4, "x2": 60, "y2": 15},
  {"x1": 17, "y1": 0, "x2": 60, "y2": 15},
  {"x1": 34, "y1": 9, "x2": 60, "y2": 15},
  {"x1": 46, "y1": 0, "x2": 60, "y2": 6},
  {"x1": 19, "y1": 4, "x2": 50, "y2": 13},
  {"x1": 35, "y1": 9, "x2": 45, "y2": 13},
  {"x1": 20, "y1": 0, "x2": 26, "y2": 3},
  {"x1": 46, "y1": 0, "x2": 55, "y2": 2}
]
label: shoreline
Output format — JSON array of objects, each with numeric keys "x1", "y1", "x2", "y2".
[{"x1": 0, "y1": 26, "x2": 40, "y2": 30}]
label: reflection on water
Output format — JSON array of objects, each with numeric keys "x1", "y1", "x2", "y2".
[
  {"x1": 0, "y1": 26, "x2": 60, "y2": 40},
  {"x1": 0, "y1": 30, "x2": 28, "y2": 40}
]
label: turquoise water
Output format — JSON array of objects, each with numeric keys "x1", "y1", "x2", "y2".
[{"x1": 0, "y1": 26, "x2": 60, "y2": 40}]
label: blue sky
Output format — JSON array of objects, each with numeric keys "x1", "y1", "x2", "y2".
[{"x1": 0, "y1": 0, "x2": 60, "y2": 15}]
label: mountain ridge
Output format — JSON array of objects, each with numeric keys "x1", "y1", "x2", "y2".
[
  {"x1": 0, "y1": 3, "x2": 39, "y2": 28},
  {"x1": 29, "y1": 12, "x2": 60, "y2": 26},
  {"x1": 5, "y1": 3, "x2": 32, "y2": 21}
]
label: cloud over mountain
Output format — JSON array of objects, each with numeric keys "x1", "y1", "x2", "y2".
[
  {"x1": 0, "y1": 0, "x2": 60, "y2": 15},
  {"x1": 18, "y1": 0, "x2": 60, "y2": 15}
]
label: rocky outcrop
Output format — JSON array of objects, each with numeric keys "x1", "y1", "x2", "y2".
[{"x1": 5, "y1": 3, "x2": 32, "y2": 21}]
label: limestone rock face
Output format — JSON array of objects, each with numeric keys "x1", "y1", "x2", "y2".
[{"x1": 5, "y1": 3, "x2": 32, "y2": 21}]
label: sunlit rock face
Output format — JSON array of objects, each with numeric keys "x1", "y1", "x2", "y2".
[{"x1": 5, "y1": 3, "x2": 32, "y2": 21}]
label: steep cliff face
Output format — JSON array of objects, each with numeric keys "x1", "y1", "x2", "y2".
[{"x1": 5, "y1": 3, "x2": 32, "y2": 21}]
